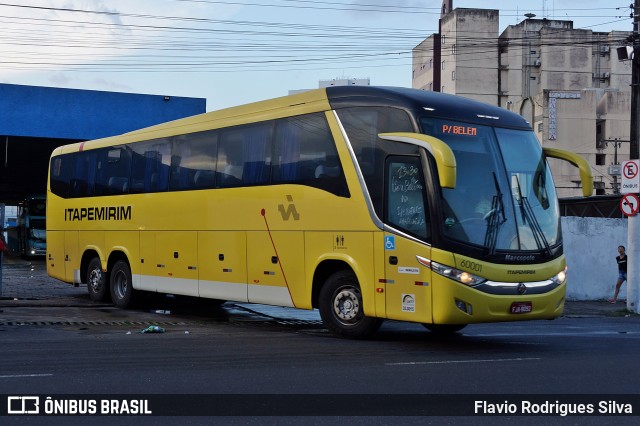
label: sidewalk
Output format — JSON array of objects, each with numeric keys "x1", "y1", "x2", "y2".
[{"x1": 0, "y1": 253, "x2": 634, "y2": 316}]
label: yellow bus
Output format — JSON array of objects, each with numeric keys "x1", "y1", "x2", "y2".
[{"x1": 47, "y1": 86, "x2": 592, "y2": 338}]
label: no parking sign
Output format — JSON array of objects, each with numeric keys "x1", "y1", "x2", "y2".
[{"x1": 621, "y1": 160, "x2": 640, "y2": 194}]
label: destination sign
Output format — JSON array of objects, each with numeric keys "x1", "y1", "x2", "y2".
[{"x1": 441, "y1": 124, "x2": 477, "y2": 136}]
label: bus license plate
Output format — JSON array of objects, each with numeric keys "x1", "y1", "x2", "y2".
[{"x1": 510, "y1": 302, "x2": 532, "y2": 314}]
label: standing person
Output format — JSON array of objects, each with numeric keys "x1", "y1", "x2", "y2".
[
  {"x1": 610, "y1": 245, "x2": 627, "y2": 303},
  {"x1": 0, "y1": 231, "x2": 7, "y2": 253}
]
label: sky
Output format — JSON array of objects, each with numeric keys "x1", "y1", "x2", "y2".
[{"x1": 0, "y1": 0, "x2": 633, "y2": 111}]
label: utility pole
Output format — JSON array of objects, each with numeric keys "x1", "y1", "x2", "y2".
[
  {"x1": 628, "y1": 0, "x2": 640, "y2": 313},
  {"x1": 632, "y1": 0, "x2": 640, "y2": 162}
]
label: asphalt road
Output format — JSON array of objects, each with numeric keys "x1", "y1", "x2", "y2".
[
  {"x1": 0, "y1": 259, "x2": 638, "y2": 423},
  {"x1": 0, "y1": 302, "x2": 638, "y2": 393}
]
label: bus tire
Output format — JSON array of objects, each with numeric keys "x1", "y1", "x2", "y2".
[
  {"x1": 318, "y1": 270, "x2": 383, "y2": 339},
  {"x1": 110, "y1": 260, "x2": 135, "y2": 309},
  {"x1": 422, "y1": 323, "x2": 467, "y2": 334},
  {"x1": 87, "y1": 257, "x2": 109, "y2": 302}
]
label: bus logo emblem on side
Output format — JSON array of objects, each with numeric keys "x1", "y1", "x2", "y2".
[{"x1": 278, "y1": 195, "x2": 300, "y2": 221}]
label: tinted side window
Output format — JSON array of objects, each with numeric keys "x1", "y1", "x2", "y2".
[
  {"x1": 170, "y1": 131, "x2": 218, "y2": 190},
  {"x1": 69, "y1": 150, "x2": 98, "y2": 198},
  {"x1": 385, "y1": 156, "x2": 430, "y2": 240},
  {"x1": 95, "y1": 146, "x2": 131, "y2": 196},
  {"x1": 50, "y1": 156, "x2": 72, "y2": 198},
  {"x1": 337, "y1": 107, "x2": 415, "y2": 216},
  {"x1": 130, "y1": 139, "x2": 171, "y2": 193},
  {"x1": 273, "y1": 113, "x2": 349, "y2": 197},
  {"x1": 217, "y1": 123, "x2": 272, "y2": 188}
]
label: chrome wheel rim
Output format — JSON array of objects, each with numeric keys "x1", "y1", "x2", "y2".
[
  {"x1": 113, "y1": 270, "x2": 128, "y2": 300},
  {"x1": 88, "y1": 268, "x2": 102, "y2": 293},
  {"x1": 332, "y1": 287, "x2": 361, "y2": 324}
]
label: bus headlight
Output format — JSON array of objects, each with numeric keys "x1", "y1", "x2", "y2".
[
  {"x1": 550, "y1": 267, "x2": 567, "y2": 285},
  {"x1": 417, "y1": 256, "x2": 486, "y2": 287}
]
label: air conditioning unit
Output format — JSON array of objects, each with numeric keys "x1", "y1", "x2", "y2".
[
  {"x1": 603, "y1": 72, "x2": 610, "y2": 78},
  {"x1": 608, "y1": 164, "x2": 621, "y2": 176},
  {"x1": 601, "y1": 45, "x2": 610, "y2": 53},
  {"x1": 533, "y1": 59, "x2": 541, "y2": 67}
]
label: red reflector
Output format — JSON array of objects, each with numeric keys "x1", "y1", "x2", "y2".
[{"x1": 510, "y1": 302, "x2": 532, "y2": 314}]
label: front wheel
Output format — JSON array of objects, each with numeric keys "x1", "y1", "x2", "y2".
[
  {"x1": 87, "y1": 257, "x2": 109, "y2": 302},
  {"x1": 110, "y1": 260, "x2": 135, "y2": 309},
  {"x1": 319, "y1": 270, "x2": 383, "y2": 339}
]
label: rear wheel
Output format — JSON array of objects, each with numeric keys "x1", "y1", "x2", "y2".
[
  {"x1": 319, "y1": 270, "x2": 383, "y2": 338},
  {"x1": 87, "y1": 257, "x2": 109, "y2": 302},
  {"x1": 110, "y1": 260, "x2": 135, "y2": 309},
  {"x1": 422, "y1": 323, "x2": 467, "y2": 334}
]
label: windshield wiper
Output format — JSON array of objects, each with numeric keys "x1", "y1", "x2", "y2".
[
  {"x1": 484, "y1": 172, "x2": 506, "y2": 256},
  {"x1": 513, "y1": 175, "x2": 552, "y2": 256}
]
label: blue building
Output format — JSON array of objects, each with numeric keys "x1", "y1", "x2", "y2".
[{"x1": 0, "y1": 83, "x2": 206, "y2": 204}]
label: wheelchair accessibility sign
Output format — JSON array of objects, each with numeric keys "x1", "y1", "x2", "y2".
[{"x1": 384, "y1": 236, "x2": 396, "y2": 250}]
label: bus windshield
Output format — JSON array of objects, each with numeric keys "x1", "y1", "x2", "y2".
[
  {"x1": 420, "y1": 118, "x2": 560, "y2": 252},
  {"x1": 27, "y1": 198, "x2": 47, "y2": 216}
]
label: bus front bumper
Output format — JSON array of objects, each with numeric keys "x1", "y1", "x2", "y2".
[{"x1": 431, "y1": 278, "x2": 566, "y2": 325}]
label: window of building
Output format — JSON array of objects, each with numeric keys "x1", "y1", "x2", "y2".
[{"x1": 596, "y1": 153, "x2": 606, "y2": 166}]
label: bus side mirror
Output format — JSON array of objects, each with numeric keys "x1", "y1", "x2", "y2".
[
  {"x1": 543, "y1": 147, "x2": 594, "y2": 197},
  {"x1": 378, "y1": 132, "x2": 457, "y2": 189}
]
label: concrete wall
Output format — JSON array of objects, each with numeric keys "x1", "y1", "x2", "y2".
[{"x1": 562, "y1": 216, "x2": 627, "y2": 301}]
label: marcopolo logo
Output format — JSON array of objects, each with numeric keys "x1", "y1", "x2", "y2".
[{"x1": 277, "y1": 195, "x2": 300, "y2": 221}]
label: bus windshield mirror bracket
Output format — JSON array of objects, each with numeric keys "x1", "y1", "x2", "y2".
[
  {"x1": 378, "y1": 132, "x2": 456, "y2": 189},
  {"x1": 542, "y1": 147, "x2": 594, "y2": 197}
]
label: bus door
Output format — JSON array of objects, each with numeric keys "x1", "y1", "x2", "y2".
[
  {"x1": 47, "y1": 231, "x2": 66, "y2": 281},
  {"x1": 64, "y1": 231, "x2": 79, "y2": 283},
  {"x1": 383, "y1": 156, "x2": 433, "y2": 323}
]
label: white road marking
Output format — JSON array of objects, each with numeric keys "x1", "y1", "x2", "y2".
[
  {"x1": 0, "y1": 374, "x2": 53, "y2": 379},
  {"x1": 386, "y1": 357, "x2": 541, "y2": 366}
]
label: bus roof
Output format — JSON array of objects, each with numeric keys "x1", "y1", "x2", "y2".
[
  {"x1": 326, "y1": 86, "x2": 531, "y2": 130},
  {"x1": 52, "y1": 86, "x2": 531, "y2": 156}
]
